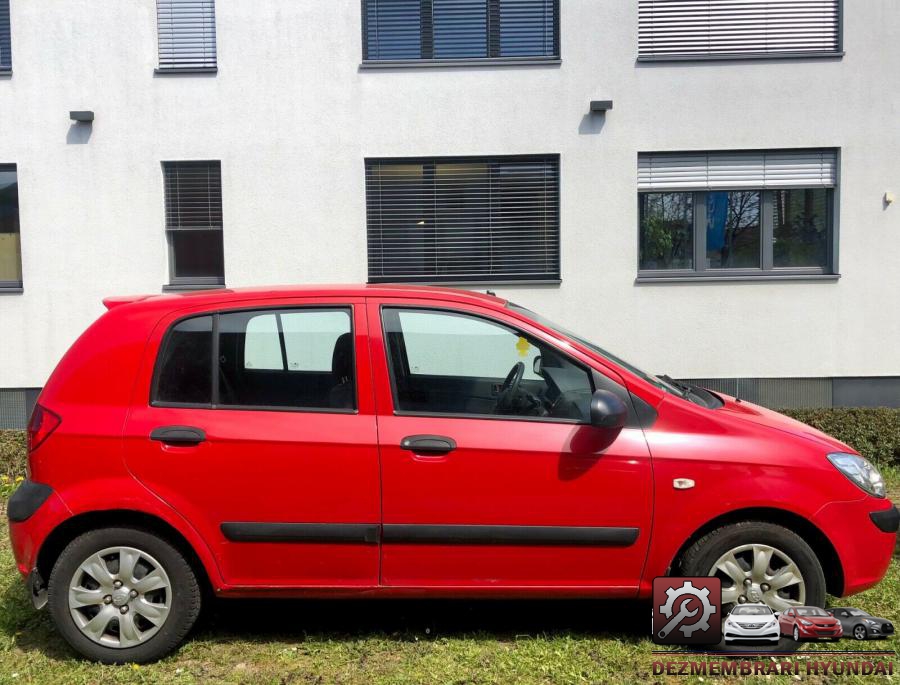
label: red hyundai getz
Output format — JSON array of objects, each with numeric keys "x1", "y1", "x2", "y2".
[{"x1": 8, "y1": 285, "x2": 898, "y2": 662}]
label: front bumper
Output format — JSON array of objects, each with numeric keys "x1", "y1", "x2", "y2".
[
  {"x1": 723, "y1": 623, "x2": 780, "y2": 642},
  {"x1": 797, "y1": 624, "x2": 843, "y2": 639},
  {"x1": 812, "y1": 498, "x2": 898, "y2": 596}
]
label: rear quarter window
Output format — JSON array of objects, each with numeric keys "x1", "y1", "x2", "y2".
[{"x1": 153, "y1": 315, "x2": 213, "y2": 405}]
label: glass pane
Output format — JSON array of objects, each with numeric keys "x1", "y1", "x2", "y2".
[
  {"x1": 218, "y1": 309, "x2": 354, "y2": 410},
  {"x1": 154, "y1": 316, "x2": 213, "y2": 405},
  {"x1": 433, "y1": 162, "x2": 490, "y2": 276},
  {"x1": 433, "y1": 0, "x2": 488, "y2": 58},
  {"x1": 384, "y1": 308, "x2": 593, "y2": 420},
  {"x1": 282, "y1": 310, "x2": 352, "y2": 372},
  {"x1": 0, "y1": 168, "x2": 22, "y2": 284},
  {"x1": 773, "y1": 188, "x2": 829, "y2": 268},
  {"x1": 499, "y1": 0, "x2": 556, "y2": 57},
  {"x1": 170, "y1": 229, "x2": 224, "y2": 280},
  {"x1": 706, "y1": 191, "x2": 761, "y2": 269},
  {"x1": 367, "y1": 163, "x2": 427, "y2": 278},
  {"x1": 365, "y1": 0, "x2": 422, "y2": 60},
  {"x1": 639, "y1": 192, "x2": 693, "y2": 270}
]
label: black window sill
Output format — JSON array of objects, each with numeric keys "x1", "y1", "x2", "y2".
[
  {"x1": 0, "y1": 286, "x2": 23, "y2": 294},
  {"x1": 637, "y1": 51, "x2": 844, "y2": 64},
  {"x1": 163, "y1": 283, "x2": 226, "y2": 292},
  {"x1": 635, "y1": 273, "x2": 840, "y2": 284},
  {"x1": 360, "y1": 57, "x2": 560, "y2": 70},
  {"x1": 154, "y1": 67, "x2": 218, "y2": 75}
]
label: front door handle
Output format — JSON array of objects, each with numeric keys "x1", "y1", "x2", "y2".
[
  {"x1": 150, "y1": 425, "x2": 206, "y2": 446},
  {"x1": 400, "y1": 434, "x2": 456, "y2": 455}
]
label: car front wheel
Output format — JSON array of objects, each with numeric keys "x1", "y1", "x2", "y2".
[
  {"x1": 678, "y1": 521, "x2": 826, "y2": 615},
  {"x1": 793, "y1": 626, "x2": 800, "y2": 642},
  {"x1": 853, "y1": 625, "x2": 868, "y2": 641},
  {"x1": 48, "y1": 527, "x2": 201, "y2": 663}
]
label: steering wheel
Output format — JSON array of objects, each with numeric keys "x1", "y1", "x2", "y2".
[{"x1": 496, "y1": 361, "x2": 525, "y2": 412}]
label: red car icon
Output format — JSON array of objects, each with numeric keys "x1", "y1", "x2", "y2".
[{"x1": 779, "y1": 606, "x2": 843, "y2": 641}]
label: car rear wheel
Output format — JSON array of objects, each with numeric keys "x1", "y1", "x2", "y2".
[
  {"x1": 853, "y1": 625, "x2": 868, "y2": 640},
  {"x1": 48, "y1": 527, "x2": 201, "y2": 663},
  {"x1": 678, "y1": 521, "x2": 826, "y2": 615}
]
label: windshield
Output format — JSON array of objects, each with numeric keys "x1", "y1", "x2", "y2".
[
  {"x1": 795, "y1": 608, "x2": 829, "y2": 617},
  {"x1": 507, "y1": 303, "x2": 685, "y2": 396},
  {"x1": 731, "y1": 606, "x2": 773, "y2": 616},
  {"x1": 848, "y1": 610, "x2": 870, "y2": 617}
]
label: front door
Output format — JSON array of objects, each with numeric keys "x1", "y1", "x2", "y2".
[
  {"x1": 369, "y1": 299, "x2": 653, "y2": 593},
  {"x1": 124, "y1": 298, "x2": 381, "y2": 588}
]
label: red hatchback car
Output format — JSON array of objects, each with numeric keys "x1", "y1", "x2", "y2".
[
  {"x1": 8, "y1": 285, "x2": 899, "y2": 662},
  {"x1": 778, "y1": 606, "x2": 843, "y2": 641}
]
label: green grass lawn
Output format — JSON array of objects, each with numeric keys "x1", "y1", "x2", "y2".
[{"x1": 0, "y1": 468, "x2": 896, "y2": 684}]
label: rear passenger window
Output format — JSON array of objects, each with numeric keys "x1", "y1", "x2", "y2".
[
  {"x1": 218, "y1": 308, "x2": 355, "y2": 410},
  {"x1": 154, "y1": 316, "x2": 213, "y2": 405}
]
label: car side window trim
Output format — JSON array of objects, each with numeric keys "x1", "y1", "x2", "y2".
[
  {"x1": 379, "y1": 304, "x2": 647, "y2": 426},
  {"x1": 150, "y1": 305, "x2": 359, "y2": 415}
]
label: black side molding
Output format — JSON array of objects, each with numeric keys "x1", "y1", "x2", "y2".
[
  {"x1": 870, "y1": 506, "x2": 900, "y2": 533},
  {"x1": 382, "y1": 524, "x2": 639, "y2": 547},
  {"x1": 221, "y1": 522, "x2": 379, "y2": 544},
  {"x1": 7, "y1": 480, "x2": 54, "y2": 523}
]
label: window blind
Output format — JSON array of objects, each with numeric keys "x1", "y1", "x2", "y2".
[
  {"x1": 638, "y1": 0, "x2": 841, "y2": 59},
  {"x1": 638, "y1": 150, "x2": 837, "y2": 190},
  {"x1": 0, "y1": 0, "x2": 11, "y2": 72},
  {"x1": 163, "y1": 161, "x2": 223, "y2": 230},
  {"x1": 157, "y1": 0, "x2": 217, "y2": 70},
  {"x1": 366, "y1": 155, "x2": 560, "y2": 282},
  {"x1": 363, "y1": 0, "x2": 559, "y2": 61}
]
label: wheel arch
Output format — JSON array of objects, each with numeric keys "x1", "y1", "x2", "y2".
[
  {"x1": 668, "y1": 506, "x2": 844, "y2": 597},
  {"x1": 36, "y1": 509, "x2": 215, "y2": 599}
]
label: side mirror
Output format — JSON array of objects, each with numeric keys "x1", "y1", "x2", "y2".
[
  {"x1": 774, "y1": 612, "x2": 781, "y2": 619},
  {"x1": 589, "y1": 389, "x2": 628, "y2": 431},
  {"x1": 532, "y1": 355, "x2": 542, "y2": 375}
]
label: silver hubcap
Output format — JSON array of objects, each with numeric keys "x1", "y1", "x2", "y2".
[
  {"x1": 854, "y1": 626, "x2": 866, "y2": 640},
  {"x1": 709, "y1": 543, "x2": 805, "y2": 612},
  {"x1": 68, "y1": 546, "x2": 172, "y2": 648}
]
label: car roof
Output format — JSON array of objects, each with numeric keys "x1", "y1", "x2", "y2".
[{"x1": 103, "y1": 284, "x2": 507, "y2": 312}]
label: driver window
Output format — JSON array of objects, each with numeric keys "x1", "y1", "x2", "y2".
[{"x1": 383, "y1": 308, "x2": 593, "y2": 421}]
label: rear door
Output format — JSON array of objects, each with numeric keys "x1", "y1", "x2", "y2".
[
  {"x1": 369, "y1": 298, "x2": 653, "y2": 592},
  {"x1": 124, "y1": 298, "x2": 381, "y2": 588}
]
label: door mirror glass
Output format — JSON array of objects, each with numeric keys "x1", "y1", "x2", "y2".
[
  {"x1": 589, "y1": 389, "x2": 628, "y2": 431},
  {"x1": 532, "y1": 355, "x2": 542, "y2": 376}
]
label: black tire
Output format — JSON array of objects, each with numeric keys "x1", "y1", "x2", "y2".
[
  {"x1": 677, "y1": 521, "x2": 826, "y2": 612},
  {"x1": 48, "y1": 527, "x2": 201, "y2": 664}
]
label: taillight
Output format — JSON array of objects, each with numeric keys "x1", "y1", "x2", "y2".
[{"x1": 27, "y1": 404, "x2": 61, "y2": 453}]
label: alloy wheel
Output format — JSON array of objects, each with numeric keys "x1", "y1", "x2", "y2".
[
  {"x1": 709, "y1": 543, "x2": 805, "y2": 613},
  {"x1": 67, "y1": 546, "x2": 172, "y2": 648},
  {"x1": 793, "y1": 625, "x2": 799, "y2": 642},
  {"x1": 854, "y1": 625, "x2": 867, "y2": 640}
]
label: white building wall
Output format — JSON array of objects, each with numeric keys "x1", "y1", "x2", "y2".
[{"x1": 0, "y1": 0, "x2": 898, "y2": 389}]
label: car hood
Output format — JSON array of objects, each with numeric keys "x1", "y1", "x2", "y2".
[
  {"x1": 713, "y1": 395, "x2": 853, "y2": 453},
  {"x1": 729, "y1": 616, "x2": 775, "y2": 625},
  {"x1": 801, "y1": 618, "x2": 840, "y2": 626}
]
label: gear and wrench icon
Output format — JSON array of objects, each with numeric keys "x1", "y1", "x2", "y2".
[{"x1": 660, "y1": 580, "x2": 717, "y2": 638}]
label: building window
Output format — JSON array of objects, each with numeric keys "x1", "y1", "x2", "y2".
[
  {"x1": 162, "y1": 161, "x2": 224, "y2": 289},
  {"x1": 366, "y1": 155, "x2": 560, "y2": 284},
  {"x1": 0, "y1": 0, "x2": 11, "y2": 73},
  {"x1": 156, "y1": 0, "x2": 217, "y2": 72},
  {"x1": 0, "y1": 164, "x2": 21, "y2": 291},
  {"x1": 362, "y1": 0, "x2": 559, "y2": 64},
  {"x1": 638, "y1": 0, "x2": 841, "y2": 61},
  {"x1": 637, "y1": 150, "x2": 837, "y2": 280}
]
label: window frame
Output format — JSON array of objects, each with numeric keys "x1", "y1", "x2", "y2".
[
  {"x1": 381, "y1": 304, "x2": 600, "y2": 425},
  {"x1": 0, "y1": 162, "x2": 22, "y2": 293},
  {"x1": 360, "y1": 0, "x2": 561, "y2": 68},
  {"x1": 636, "y1": 148, "x2": 841, "y2": 283},
  {"x1": 366, "y1": 153, "x2": 561, "y2": 285},
  {"x1": 636, "y1": 0, "x2": 844, "y2": 63},
  {"x1": 161, "y1": 160, "x2": 226, "y2": 291},
  {"x1": 150, "y1": 305, "x2": 358, "y2": 415},
  {"x1": 0, "y1": 0, "x2": 12, "y2": 75}
]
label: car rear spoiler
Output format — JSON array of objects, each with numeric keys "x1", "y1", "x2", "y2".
[{"x1": 102, "y1": 295, "x2": 154, "y2": 310}]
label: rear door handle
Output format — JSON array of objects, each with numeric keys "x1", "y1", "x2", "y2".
[
  {"x1": 150, "y1": 425, "x2": 206, "y2": 446},
  {"x1": 400, "y1": 434, "x2": 456, "y2": 455}
]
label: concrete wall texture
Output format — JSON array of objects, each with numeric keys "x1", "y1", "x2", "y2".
[{"x1": 0, "y1": 0, "x2": 898, "y2": 390}]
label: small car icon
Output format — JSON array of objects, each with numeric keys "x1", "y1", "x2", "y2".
[
  {"x1": 827, "y1": 607, "x2": 896, "y2": 641},
  {"x1": 777, "y1": 606, "x2": 842, "y2": 641},
  {"x1": 723, "y1": 603, "x2": 780, "y2": 644}
]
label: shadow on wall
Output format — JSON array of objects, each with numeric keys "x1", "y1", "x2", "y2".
[
  {"x1": 578, "y1": 112, "x2": 606, "y2": 135},
  {"x1": 66, "y1": 122, "x2": 92, "y2": 145}
]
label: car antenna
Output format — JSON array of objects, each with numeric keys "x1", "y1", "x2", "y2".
[{"x1": 485, "y1": 290, "x2": 496, "y2": 296}]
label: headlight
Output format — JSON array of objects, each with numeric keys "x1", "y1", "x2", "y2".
[
  {"x1": 865, "y1": 619, "x2": 878, "y2": 625},
  {"x1": 827, "y1": 453, "x2": 885, "y2": 498},
  {"x1": 799, "y1": 619, "x2": 813, "y2": 626}
]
